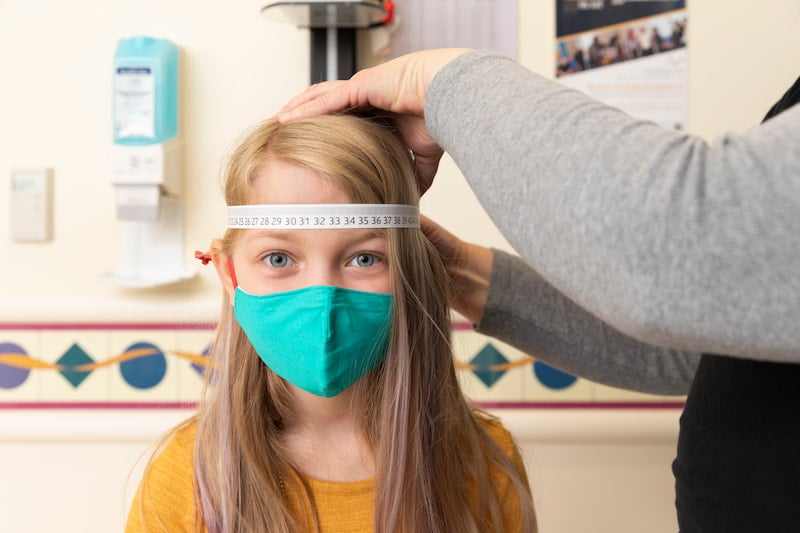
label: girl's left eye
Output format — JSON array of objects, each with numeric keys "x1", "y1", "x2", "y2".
[
  {"x1": 349, "y1": 253, "x2": 380, "y2": 267},
  {"x1": 263, "y1": 252, "x2": 295, "y2": 268}
]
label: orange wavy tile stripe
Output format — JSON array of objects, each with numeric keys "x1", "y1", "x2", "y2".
[{"x1": 455, "y1": 355, "x2": 536, "y2": 372}]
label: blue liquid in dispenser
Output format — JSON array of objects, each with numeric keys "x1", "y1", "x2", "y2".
[{"x1": 113, "y1": 36, "x2": 179, "y2": 146}]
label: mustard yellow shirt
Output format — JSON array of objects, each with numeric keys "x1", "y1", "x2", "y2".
[{"x1": 126, "y1": 415, "x2": 530, "y2": 532}]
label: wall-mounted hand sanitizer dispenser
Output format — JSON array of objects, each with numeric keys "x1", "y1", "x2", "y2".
[{"x1": 108, "y1": 36, "x2": 193, "y2": 287}]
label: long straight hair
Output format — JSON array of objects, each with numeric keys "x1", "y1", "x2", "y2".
[{"x1": 194, "y1": 114, "x2": 537, "y2": 532}]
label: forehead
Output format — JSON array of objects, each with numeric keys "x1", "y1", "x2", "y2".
[
  {"x1": 251, "y1": 158, "x2": 350, "y2": 205},
  {"x1": 239, "y1": 158, "x2": 388, "y2": 249}
]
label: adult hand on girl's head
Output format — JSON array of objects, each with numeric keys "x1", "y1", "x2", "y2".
[
  {"x1": 276, "y1": 48, "x2": 472, "y2": 193},
  {"x1": 420, "y1": 215, "x2": 493, "y2": 325}
]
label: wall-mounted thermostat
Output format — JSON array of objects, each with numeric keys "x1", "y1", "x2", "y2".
[{"x1": 10, "y1": 168, "x2": 54, "y2": 242}]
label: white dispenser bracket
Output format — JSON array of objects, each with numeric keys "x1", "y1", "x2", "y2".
[
  {"x1": 106, "y1": 196, "x2": 194, "y2": 288},
  {"x1": 110, "y1": 137, "x2": 182, "y2": 221},
  {"x1": 107, "y1": 138, "x2": 195, "y2": 288}
]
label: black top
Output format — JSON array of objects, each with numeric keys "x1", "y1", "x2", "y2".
[
  {"x1": 672, "y1": 76, "x2": 800, "y2": 533},
  {"x1": 763, "y1": 75, "x2": 800, "y2": 123}
]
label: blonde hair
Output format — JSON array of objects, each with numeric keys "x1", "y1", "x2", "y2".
[{"x1": 193, "y1": 114, "x2": 536, "y2": 532}]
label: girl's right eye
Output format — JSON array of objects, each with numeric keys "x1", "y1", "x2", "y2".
[{"x1": 263, "y1": 252, "x2": 295, "y2": 268}]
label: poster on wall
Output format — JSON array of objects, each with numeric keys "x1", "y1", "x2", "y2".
[{"x1": 555, "y1": 0, "x2": 687, "y2": 130}]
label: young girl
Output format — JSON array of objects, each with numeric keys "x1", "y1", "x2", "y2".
[{"x1": 126, "y1": 114, "x2": 537, "y2": 532}]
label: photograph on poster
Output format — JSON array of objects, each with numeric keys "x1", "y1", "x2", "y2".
[{"x1": 556, "y1": 12, "x2": 686, "y2": 77}]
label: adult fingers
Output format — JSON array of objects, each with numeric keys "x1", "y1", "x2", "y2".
[
  {"x1": 276, "y1": 80, "x2": 358, "y2": 121},
  {"x1": 420, "y1": 215, "x2": 458, "y2": 258}
]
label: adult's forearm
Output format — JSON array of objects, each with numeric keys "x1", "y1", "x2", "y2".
[{"x1": 478, "y1": 250, "x2": 698, "y2": 395}]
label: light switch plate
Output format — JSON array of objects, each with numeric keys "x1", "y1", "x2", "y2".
[{"x1": 10, "y1": 168, "x2": 54, "y2": 242}]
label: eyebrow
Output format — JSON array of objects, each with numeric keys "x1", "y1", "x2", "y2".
[
  {"x1": 246, "y1": 228, "x2": 385, "y2": 244},
  {"x1": 246, "y1": 230, "x2": 302, "y2": 243}
]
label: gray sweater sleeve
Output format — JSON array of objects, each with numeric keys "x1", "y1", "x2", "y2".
[
  {"x1": 479, "y1": 249, "x2": 698, "y2": 395},
  {"x1": 426, "y1": 50, "x2": 800, "y2": 363}
]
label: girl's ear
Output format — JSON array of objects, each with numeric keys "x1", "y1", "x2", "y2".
[{"x1": 210, "y1": 239, "x2": 236, "y2": 304}]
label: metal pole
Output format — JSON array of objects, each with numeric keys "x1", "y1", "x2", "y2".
[{"x1": 310, "y1": 27, "x2": 355, "y2": 83}]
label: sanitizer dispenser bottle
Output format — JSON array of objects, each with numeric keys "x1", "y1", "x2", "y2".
[
  {"x1": 114, "y1": 37, "x2": 178, "y2": 146},
  {"x1": 108, "y1": 36, "x2": 193, "y2": 287}
]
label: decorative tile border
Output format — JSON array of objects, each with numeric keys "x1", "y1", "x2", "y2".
[{"x1": 0, "y1": 323, "x2": 683, "y2": 409}]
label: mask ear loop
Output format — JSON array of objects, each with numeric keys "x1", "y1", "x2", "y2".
[{"x1": 227, "y1": 258, "x2": 238, "y2": 288}]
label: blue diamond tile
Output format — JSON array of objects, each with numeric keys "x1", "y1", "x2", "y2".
[
  {"x1": 57, "y1": 343, "x2": 94, "y2": 388},
  {"x1": 470, "y1": 343, "x2": 509, "y2": 388}
]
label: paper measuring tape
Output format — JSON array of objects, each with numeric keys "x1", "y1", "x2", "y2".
[{"x1": 228, "y1": 204, "x2": 420, "y2": 229}]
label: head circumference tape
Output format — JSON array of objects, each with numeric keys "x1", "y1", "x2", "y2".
[{"x1": 227, "y1": 204, "x2": 420, "y2": 229}]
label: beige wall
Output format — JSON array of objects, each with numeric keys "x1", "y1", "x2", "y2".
[
  {"x1": 1, "y1": 1, "x2": 799, "y2": 532},
  {"x1": 3, "y1": 0, "x2": 799, "y2": 316}
]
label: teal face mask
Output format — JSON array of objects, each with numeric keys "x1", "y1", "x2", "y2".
[{"x1": 234, "y1": 285, "x2": 393, "y2": 398}]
